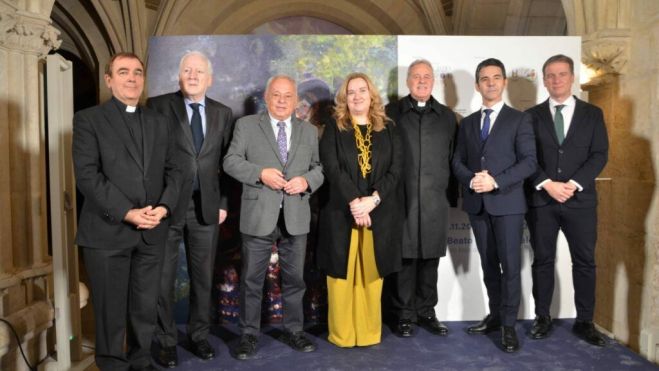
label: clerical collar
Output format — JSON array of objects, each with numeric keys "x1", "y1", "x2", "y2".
[{"x1": 112, "y1": 96, "x2": 138, "y2": 113}]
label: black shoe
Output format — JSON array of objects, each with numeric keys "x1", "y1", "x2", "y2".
[
  {"x1": 467, "y1": 314, "x2": 501, "y2": 334},
  {"x1": 501, "y1": 326, "x2": 519, "y2": 353},
  {"x1": 418, "y1": 315, "x2": 449, "y2": 336},
  {"x1": 530, "y1": 315, "x2": 552, "y2": 339},
  {"x1": 282, "y1": 331, "x2": 317, "y2": 352},
  {"x1": 572, "y1": 321, "x2": 607, "y2": 346},
  {"x1": 233, "y1": 334, "x2": 258, "y2": 360},
  {"x1": 190, "y1": 339, "x2": 215, "y2": 360},
  {"x1": 155, "y1": 346, "x2": 178, "y2": 368},
  {"x1": 395, "y1": 319, "x2": 414, "y2": 337}
]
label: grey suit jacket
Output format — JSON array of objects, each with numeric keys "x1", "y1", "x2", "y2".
[{"x1": 223, "y1": 112, "x2": 324, "y2": 236}]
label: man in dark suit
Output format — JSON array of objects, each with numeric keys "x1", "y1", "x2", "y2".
[
  {"x1": 223, "y1": 75, "x2": 324, "y2": 360},
  {"x1": 147, "y1": 51, "x2": 233, "y2": 367},
  {"x1": 452, "y1": 58, "x2": 536, "y2": 353},
  {"x1": 525, "y1": 54, "x2": 609, "y2": 346},
  {"x1": 385, "y1": 59, "x2": 457, "y2": 337},
  {"x1": 73, "y1": 52, "x2": 181, "y2": 370}
]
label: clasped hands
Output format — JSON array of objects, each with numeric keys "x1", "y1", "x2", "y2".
[
  {"x1": 124, "y1": 205, "x2": 168, "y2": 230},
  {"x1": 543, "y1": 180, "x2": 576, "y2": 203},
  {"x1": 349, "y1": 194, "x2": 378, "y2": 227},
  {"x1": 260, "y1": 168, "x2": 308, "y2": 195},
  {"x1": 471, "y1": 170, "x2": 497, "y2": 193}
]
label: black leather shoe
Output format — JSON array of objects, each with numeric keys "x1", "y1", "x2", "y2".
[
  {"x1": 530, "y1": 315, "x2": 552, "y2": 339},
  {"x1": 467, "y1": 314, "x2": 501, "y2": 334},
  {"x1": 572, "y1": 321, "x2": 607, "y2": 346},
  {"x1": 155, "y1": 346, "x2": 178, "y2": 368},
  {"x1": 501, "y1": 326, "x2": 519, "y2": 353},
  {"x1": 282, "y1": 331, "x2": 317, "y2": 352},
  {"x1": 190, "y1": 339, "x2": 215, "y2": 360},
  {"x1": 395, "y1": 319, "x2": 414, "y2": 337},
  {"x1": 418, "y1": 315, "x2": 449, "y2": 336},
  {"x1": 233, "y1": 334, "x2": 258, "y2": 360}
]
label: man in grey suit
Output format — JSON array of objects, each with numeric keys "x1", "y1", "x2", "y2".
[
  {"x1": 223, "y1": 75, "x2": 324, "y2": 360},
  {"x1": 147, "y1": 51, "x2": 233, "y2": 367}
]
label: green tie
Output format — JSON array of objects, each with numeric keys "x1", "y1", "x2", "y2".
[{"x1": 555, "y1": 104, "x2": 565, "y2": 144}]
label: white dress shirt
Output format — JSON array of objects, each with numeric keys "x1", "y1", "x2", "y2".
[
  {"x1": 184, "y1": 96, "x2": 207, "y2": 135},
  {"x1": 269, "y1": 114, "x2": 292, "y2": 151}
]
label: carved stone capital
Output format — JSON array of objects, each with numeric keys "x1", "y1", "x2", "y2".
[
  {"x1": 582, "y1": 29, "x2": 631, "y2": 77},
  {"x1": 0, "y1": 10, "x2": 61, "y2": 57}
]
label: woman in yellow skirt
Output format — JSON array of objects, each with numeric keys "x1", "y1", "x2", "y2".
[{"x1": 318, "y1": 72, "x2": 403, "y2": 347}]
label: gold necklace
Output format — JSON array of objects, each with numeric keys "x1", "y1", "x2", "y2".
[{"x1": 352, "y1": 118, "x2": 372, "y2": 178}]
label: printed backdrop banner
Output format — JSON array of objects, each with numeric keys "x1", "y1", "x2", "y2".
[{"x1": 147, "y1": 35, "x2": 580, "y2": 323}]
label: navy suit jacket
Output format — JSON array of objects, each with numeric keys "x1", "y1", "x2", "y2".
[
  {"x1": 147, "y1": 91, "x2": 234, "y2": 225},
  {"x1": 452, "y1": 104, "x2": 537, "y2": 216},
  {"x1": 524, "y1": 97, "x2": 608, "y2": 209}
]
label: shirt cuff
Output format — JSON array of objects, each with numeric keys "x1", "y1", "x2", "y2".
[
  {"x1": 536, "y1": 179, "x2": 551, "y2": 191},
  {"x1": 569, "y1": 179, "x2": 584, "y2": 192}
]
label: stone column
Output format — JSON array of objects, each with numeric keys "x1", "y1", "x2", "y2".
[
  {"x1": 564, "y1": 0, "x2": 659, "y2": 360},
  {"x1": 0, "y1": 1, "x2": 61, "y2": 277}
]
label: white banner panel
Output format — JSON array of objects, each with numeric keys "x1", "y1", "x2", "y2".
[{"x1": 398, "y1": 36, "x2": 581, "y2": 320}]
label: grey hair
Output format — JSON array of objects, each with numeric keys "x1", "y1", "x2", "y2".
[
  {"x1": 265, "y1": 74, "x2": 297, "y2": 96},
  {"x1": 406, "y1": 59, "x2": 434, "y2": 79},
  {"x1": 179, "y1": 51, "x2": 213, "y2": 75}
]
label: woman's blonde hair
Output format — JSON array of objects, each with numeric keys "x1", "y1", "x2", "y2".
[{"x1": 333, "y1": 72, "x2": 390, "y2": 132}]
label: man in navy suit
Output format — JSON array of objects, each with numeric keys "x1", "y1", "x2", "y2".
[
  {"x1": 525, "y1": 54, "x2": 609, "y2": 346},
  {"x1": 452, "y1": 58, "x2": 536, "y2": 353},
  {"x1": 148, "y1": 51, "x2": 234, "y2": 367}
]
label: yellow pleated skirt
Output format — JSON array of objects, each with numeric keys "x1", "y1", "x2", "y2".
[{"x1": 327, "y1": 226, "x2": 383, "y2": 347}]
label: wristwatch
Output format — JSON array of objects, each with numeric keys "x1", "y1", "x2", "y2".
[{"x1": 372, "y1": 194, "x2": 381, "y2": 206}]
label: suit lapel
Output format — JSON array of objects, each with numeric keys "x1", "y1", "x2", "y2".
[
  {"x1": 370, "y1": 126, "x2": 381, "y2": 177},
  {"x1": 103, "y1": 101, "x2": 143, "y2": 171},
  {"x1": 563, "y1": 96, "x2": 584, "y2": 146},
  {"x1": 258, "y1": 113, "x2": 285, "y2": 166},
  {"x1": 200, "y1": 100, "x2": 217, "y2": 156},
  {"x1": 538, "y1": 99, "x2": 560, "y2": 145},
  {"x1": 285, "y1": 117, "x2": 302, "y2": 170},
  {"x1": 488, "y1": 104, "x2": 509, "y2": 142},
  {"x1": 142, "y1": 110, "x2": 154, "y2": 172},
  {"x1": 171, "y1": 92, "x2": 195, "y2": 152}
]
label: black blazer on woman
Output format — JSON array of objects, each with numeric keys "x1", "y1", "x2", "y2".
[{"x1": 317, "y1": 119, "x2": 403, "y2": 279}]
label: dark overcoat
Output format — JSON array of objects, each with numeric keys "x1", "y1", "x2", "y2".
[
  {"x1": 317, "y1": 119, "x2": 403, "y2": 279},
  {"x1": 385, "y1": 96, "x2": 457, "y2": 258}
]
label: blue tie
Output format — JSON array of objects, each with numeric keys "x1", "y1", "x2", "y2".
[
  {"x1": 189, "y1": 103, "x2": 204, "y2": 154},
  {"x1": 481, "y1": 108, "x2": 493, "y2": 142}
]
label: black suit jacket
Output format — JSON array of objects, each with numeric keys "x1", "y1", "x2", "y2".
[
  {"x1": 73, "y1": 99, "x2": 182, "y2": 248},
  {"x1": 452, "y1": 104, "x2": 537, "y2": 216},
  {"x1": 525, "y1": 97, "x2": 608, "y2": 208},
  {"x1": 317, "y1": 119, "x2": 403, "y2": 279},
  {"x1": 147, "y1": 91, "x2": 233, "y2": 225}
]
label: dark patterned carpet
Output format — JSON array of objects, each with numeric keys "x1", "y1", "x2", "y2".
[{"x1": 152, "y1": 319, "x2": 657, "y2": 370}]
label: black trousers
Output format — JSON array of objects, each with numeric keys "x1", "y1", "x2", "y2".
[
  {"x1": 391, "y1": 257, "x2": 440, "y2": 321},
  {"x1": 526, "y1": 204, "x2": 597, "y2": 321},
  {"x1": 240, "y1": 213, "x2": 307, "y2": 336},
  {"x1": 82, "y1": 240, "x2": 163, "y2": 371},
  {"x1": 469, "y1": 211, "x2": 524, "y2": 327},
  {"x1": 155, "y1": 194, "x2": 219, "y2": 347}
]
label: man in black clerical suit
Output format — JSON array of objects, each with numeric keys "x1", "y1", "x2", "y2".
[
  {"x1": 385, "y1": 59, "x2": 457, "y2": 337},
  {"x1": 525, "y1": 54, "x2": 609, "y2": 346},
  {"x1": 73, "y1": 52, "x2": 181, "y2": 370},
  {"x1": 452, "y1": 58, "x2": 536, "y2": 353},
  {"x1": 147, "y1": 51, "x2": 234, "y2": 367}
]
